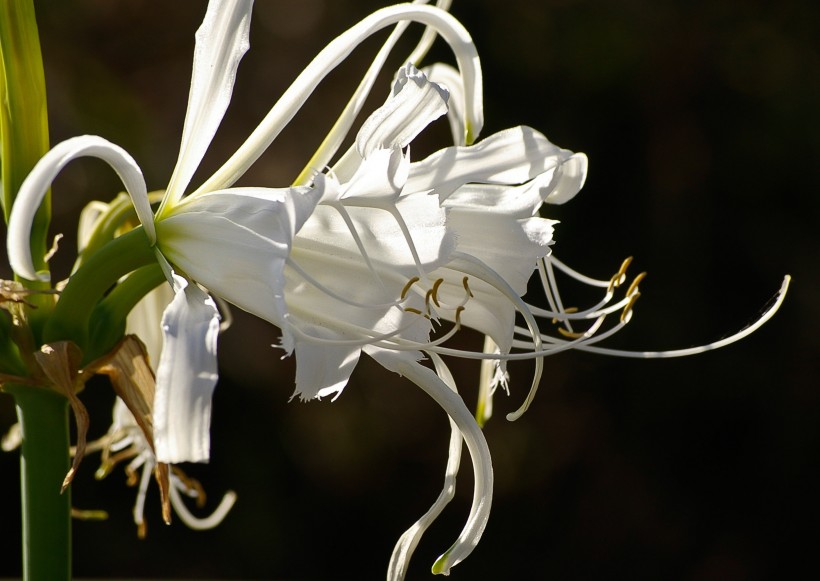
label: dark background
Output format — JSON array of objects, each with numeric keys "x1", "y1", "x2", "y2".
[{"x1": 1, "y1": 0, "x2": 818, "y2": 579}]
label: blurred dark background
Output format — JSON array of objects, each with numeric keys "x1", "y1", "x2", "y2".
[{"x1": 1, "y1": 0, "x2": 818, "y2": 579}]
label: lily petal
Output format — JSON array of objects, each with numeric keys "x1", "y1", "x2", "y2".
[
  {"x1": 356, "y1": 63, "x2": 449, "y2": 159},
  {"x1": 442, "y1": 152, "x2": 589, "y2": 217},
  {"x1": 157, "y1": 183, "x2": 323, "y2": 329},
  {"x1": 387, "y1": 352, "x2": 463, "y2": 581},
  {"x1": 369, "y1": 350, "x2": 493, "y2": 577},
  {"x1": 8, "y1": 135, "x2": 153, "y2": 281},
  {"x1": 160, "y1": 0, "x2": 254, "y2": 211},
  {"x1": 153, "y1": 273, "x2": 221, "y2": 463},
  {"x1": 406, "y1": 126, "x2": 577, "y2": 201},
  {"x1": 195, "y1": 3, "x2": 481, "y2": 195},
  {"x1": 291, "y1": 324, "x2": 362, "y2": 401},
  {"x1": 338, "y1": 147, "x2": 410, "y2": 203}
]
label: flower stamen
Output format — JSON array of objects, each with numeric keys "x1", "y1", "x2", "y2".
[
  {"x1": 608, "y1": 256, "x2": 634, "y2": 291},
  {"x1": 401, "y1": 276, "x2": 421, "y2": 299}
]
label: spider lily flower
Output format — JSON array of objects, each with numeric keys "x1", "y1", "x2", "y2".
[
  {"x1": 6, "y1": 3, "x2": 513, "y2": 576},
  {"x1": 280, "y1": 63, "x2": 590, "y2": 576},
  {"x1": 6, "y1": 0, "x2": 482, "y2": 468}
]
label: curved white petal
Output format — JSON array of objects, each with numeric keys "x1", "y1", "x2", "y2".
[
  {"x1": 8, "y1": 135, "x2": 153, "y2": 280},
  {"x1": 369, "y1": 351, "x2": 492, "y2": 576},
  {"x1": 442, "y1": 152, "x2": 589, "y2": 217},
  {"x1": 194, "y1": 4, "x2": 481, "y2": 194},
  {"x1": 293, "y1": 0, "x2": 454, "y2": 186},
  {"x1": 406, "y1": 126, "x2": 576, "y2": 202},
  {"x1": 387, "y1": 352, "x2": 463, "y2": 581},
  {"x1": 356, "y1": 63, "x2": 449, "y2": 159},
  {"x1": 161, "y1": 0, "x2": 254, "y2": 210},
  {"x1": 157, "y1": 183, "x2": 322, "y2": 328},
  {"x1": 154, "y1": 274, "x2": 221, "y2": 464},
  {"x1": 543, "y1": 151, "x2": 588, "y2": 205}
]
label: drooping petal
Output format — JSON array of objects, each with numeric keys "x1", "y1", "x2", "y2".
[
  {"x1": 160, "y1": 0, "x2": 254, "y2": 211},
  {"x1": 387, "y1": 352, "x2": 463, "y2": 581},
  {"x1": 153, "y1": 274, "x2": 221, "y2": 463},
  {"x1": 156, "y1": 183, "x2": 323, "y2": 329},
  {"x1": 194, "y1": 3, "x2": 481, "y2": 195},
  {"x1": 369, "y1": 350, "x2": 493, "y2": 577},
  {"x1": 405, "y1": 126, "x2": 578, "y2": 202},
  {"x1": 8, "y1": 135, "x2": 153, "y2": 281}
]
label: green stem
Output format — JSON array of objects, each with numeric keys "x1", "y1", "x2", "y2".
[
  {"x1": 44, "y1": 227, "x2": 155, "y2": 353},
  {"x1": 0, "y1": 311, "x2": 27, "y2": 376},
  {"x1": 86, "y1": 264, "x2": 165, "y2": 361},
  {"x1": 0, "y1": 0, "x2": 53, "y2": 337},
  {"x1": 5, "y1": 384, "x2": 72, "y2": 581}
]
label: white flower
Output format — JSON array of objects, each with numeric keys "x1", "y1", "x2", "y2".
[
  {"x1": 5, "y1": 3, "x2": 517, "y2": 576},
  {"x1": 6, "y1": 1, "x2": 481, "y2": 468},
  {"x1": 4, "y1": 1, "x2": 791, "y2": 579},
  {"x1": 277, "y1": 62, "x2": 593, "y2": 576}
]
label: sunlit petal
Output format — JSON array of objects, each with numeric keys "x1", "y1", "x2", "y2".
[
  {"x1": 406, "y1": 126, "x2": 577, "y2": 201},
  {"x1": 8, "y1": 135, "x2": 152, "y2": 280},
  {"x1": 369, "y1": 351, "x2": 492, "y2": 576},
  {"x1": 387, "y1": 352, "x2": 463, "y2": 581},
  {"x1": 291, "y1": 324, "x2": 362, "y2": 401},
  {"x1": 157, "y1": 184, "x2": 323, "y2": 328},
  {"x1": 442, "y1": 152, "x2": 589, "y2": 217},
  {"x1": 153, "y1": 274, "x2": 220, "y2": 463},
  {"x1": 356, "y1": 63, "x2": 449, "y2": 158},
  {"x1": 160, "y1": 0, "x2": 254, "y2": 210},
  {"x1": 195, "y1": 3, "x2": 481, "y2": 194}
]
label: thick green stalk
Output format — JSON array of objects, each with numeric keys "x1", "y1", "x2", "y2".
[
  {"x1": 44, "y1": 227, "x2": 156, "y2": 355},
  {"x1": 5, "y1": 384, "x2": 72, "y2": 581},
  {"x1": 86, "y1": 264, "x2": 165, "y2": 361},
  {"x1": 0, "y1": 0, "x2": 53, "y2": 337}
]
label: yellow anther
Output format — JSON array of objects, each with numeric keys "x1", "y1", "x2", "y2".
[
  {"x1": 557, "y1": 327, "x2": 586, "y2": 339},
  {"x1": 626, "y1": 272, "x2": 647, "y2": 298},
  {"x1": 404, "y1": 307, "x2": 424, "y2": 316},
  {"x1": 125, "y1": 467, "x2": 138, "y2": 487},
  {"x1": 137, "y1": 521, "x2": 147, "y2": 540},
  {"x1": 620, "y1": 292, "x2": 641, "y2": 322},
  {"x1": 454, "y1": 305, "x2": 465, "y2": 326},
  {"x1": 608, "y1": 256, "x2": 634, "y2": 291},
  {"x1": 95, "y1": 461, "x2": 115, "y2": 480},
  {"x1": 430, "y1": 278, "x2": 444, "y2": 307},
  {"x1": 400, "y1": 276, "x2": 420, "y2": 300},
  {"x1": 424, "y1": 289, "x2": 435, "y2": 315},
  {"x1": 462, "y1": 276, "x2": 474, "y2": 298},
  {"x1": 552, "y1": 306, "x2": 579, "y2": 325}
]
